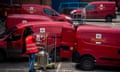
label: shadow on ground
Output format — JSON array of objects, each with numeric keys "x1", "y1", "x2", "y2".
[
  {"x1": 2, "y1": 57, "x2": 28, "y2": 63},
  {"x1": 75, "y1": 63, "x2": 120, "y2": 71}
]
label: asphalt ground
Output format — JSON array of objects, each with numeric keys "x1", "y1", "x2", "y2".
[{"x1": 0, "y1": 58, "x2": 120, "y2": 72}]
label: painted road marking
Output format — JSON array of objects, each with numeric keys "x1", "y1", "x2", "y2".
[{"x1": 56, "y1": 62, "x2": 62, "y2": 72}]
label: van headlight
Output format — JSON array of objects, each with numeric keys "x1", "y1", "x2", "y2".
[
  {"x1": 65, "y1": 16, "x2": 72, "y2": 20},
  {"x1": 72, "y1": 21, "x2": 79, "y2": 26}
]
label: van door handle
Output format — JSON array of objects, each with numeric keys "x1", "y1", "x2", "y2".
[
  {"x1": 51, "y1": 35, "x2": 62, "y2": 38},
  {"x1": 118, "y1": 49, "x2": 120, "y2": 54}
]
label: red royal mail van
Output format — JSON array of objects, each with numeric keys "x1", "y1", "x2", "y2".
[
  {"x1": 72, "y1": 24, "x2": 120, "y2": 70},
  {"x1": 71, "y1": 1, "x2": 116, "y2": 22},
  {"x1": 0, "y1": 21, "x2": 75, "y2": 62}
]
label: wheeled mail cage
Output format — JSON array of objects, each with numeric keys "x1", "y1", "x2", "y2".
[{"x1": 34, "y1": 32, "x2": 56, "y2": 70}]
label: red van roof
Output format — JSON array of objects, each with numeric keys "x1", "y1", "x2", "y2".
[
  {"x1": 8, "y1": 14, "x2": 52, "y2": 21},
  {"x1": 21, "y1": 4, "x2": 59, "y2": 15},
  {"x1": 89, "y1": 1, "x2": 115, "y2": 5},
  {"x1": 77, "y1": 24, "x2": 120, "y2": 34},
  {"x1": 16, "y1": 21, "x2": 72, "y2": 29}
]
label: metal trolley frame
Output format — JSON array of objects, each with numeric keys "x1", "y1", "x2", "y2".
[{"x1": 34, "y1": 33, "x2": 56, "y2": 70}]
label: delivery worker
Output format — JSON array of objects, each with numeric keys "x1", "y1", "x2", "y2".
[{"x1": 25, "y1": 27, "x2": 38, "y2": 72}]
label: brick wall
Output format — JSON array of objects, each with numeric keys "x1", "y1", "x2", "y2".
[
  {"x1": 43, "y1": 0, "x2": 51, "y2": 5},
  {"x1": 13, "y1": 0, "x2": 40, "y2": 4},
  {"x1": 13, "y1": 0, "x2": 51, "y2": 5},
  {"x1": 80, "y1": 0, "x2": 109, "y2": 2}
]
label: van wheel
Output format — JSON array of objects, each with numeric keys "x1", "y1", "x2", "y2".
[
  {"x1": 80, "y1": 56, "x2": 95, "y2": 70},
  {"x1": 0, "y1": 52, "x2": 5, "y2": 62},
  {"x1": 105, "y1": 16, "x2": 112, "y2": 22}
]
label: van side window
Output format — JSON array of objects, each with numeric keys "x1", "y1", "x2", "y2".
[
  {"x1": 86, "y1": 5, "x2": 95, "y2": 10},
  {"x1": 44, "y1": 8, "x2": 58, "y2": 16},
  {"x1": 7, "y1": 30, "x2": 22, "y2": 41}
]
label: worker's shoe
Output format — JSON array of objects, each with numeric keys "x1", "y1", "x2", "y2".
[{"x1": 29, "y1": 69, "x2": 36, "y2": 72}]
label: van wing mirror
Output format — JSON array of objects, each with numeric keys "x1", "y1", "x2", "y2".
[
  {"x1": 52, "y1": 12, "x2": 58, "y2": 16},
  {"x1": 6, "y1": 34, "x2": 21, "y2": 41}
]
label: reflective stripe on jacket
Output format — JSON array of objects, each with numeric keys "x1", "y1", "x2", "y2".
[{"x1": 26, "y1": 35, "x2": 38, "y2": 54}]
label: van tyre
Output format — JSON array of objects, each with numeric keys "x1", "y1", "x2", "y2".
[
  {"x1": 0, "y1": 52, "x2": 5, "y2": 62},
  {"x1": 105, "y1": 16, "x2": 112, "y2": 22},
  {"x1": 80, "y1": 56, "x2": 95, "y2": 70}
]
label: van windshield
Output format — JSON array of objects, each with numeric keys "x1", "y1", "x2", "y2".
[
  {"x1": 0, "y1": 26, "x2": 17, "y2": 38},
  {"x1": 44, "y1": 8, "x2": 59, "y2": 16}
]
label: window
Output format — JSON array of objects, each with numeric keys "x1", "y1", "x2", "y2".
[
  {"x1": 85, "y1": 4, "x2": 95, "y2": 10},
  {"x1": 44, "y1": 8, "x2": 58, "y2": 16},
  {"x1": 7, "y1": 30, "x2": 22, "y2": 41}
]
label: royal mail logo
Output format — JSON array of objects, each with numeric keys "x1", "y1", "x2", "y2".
[
  {"x1": 98, "y1": 4, "x2": 105, "y2": 10},
  {"x1": 91, "y1": 34, "x2": 106, "y2": 44},
  {"x1": 29, "y1": 7, "x2": 35, "y2": 14},
  {"x1": 91, "y1": 38, "x2": 105, "y2": 42}
]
